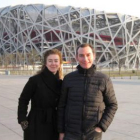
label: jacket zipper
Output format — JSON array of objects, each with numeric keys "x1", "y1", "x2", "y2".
[{"x1": 82, "y1": 70, "x2": 88, "y2": 139}]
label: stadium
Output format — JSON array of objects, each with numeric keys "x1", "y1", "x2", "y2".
[{"x1": 0, "y1": 4, "x2": 140, "y2": 69}]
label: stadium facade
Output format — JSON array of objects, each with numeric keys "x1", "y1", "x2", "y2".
[{"x1": 0, "y1": 4, "x2": 140, "y2": 69}]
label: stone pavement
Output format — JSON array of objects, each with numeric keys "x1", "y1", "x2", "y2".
[{"x1": 0, "y1": 75, "x2": 140, "y2": 140}]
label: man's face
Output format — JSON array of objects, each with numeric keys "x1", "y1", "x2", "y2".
[{"x1": 76, "y1": 46, "x2": 95, "y2": 69}]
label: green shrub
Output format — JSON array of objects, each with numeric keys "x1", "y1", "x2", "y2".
[{"x1": 132, "y1": 70, "x2": 135, "y2": 73}]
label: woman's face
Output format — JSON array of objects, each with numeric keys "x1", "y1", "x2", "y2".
[{"x1": 46, "y1": 54, "x2": 60, "y2": 74}]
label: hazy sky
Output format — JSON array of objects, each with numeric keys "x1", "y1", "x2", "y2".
[{"x1": 0, "y1": 0, "x2": 140, "y2": 17}]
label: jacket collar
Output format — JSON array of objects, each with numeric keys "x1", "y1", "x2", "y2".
[{"x1": 77, "y1": 64, "x2": 96, "y2": 76}]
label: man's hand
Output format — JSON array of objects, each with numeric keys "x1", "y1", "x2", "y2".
[
  {"x1": 95, "y1": 127, "x2": 102, "y2": 133},
  {"x1": 59, "y1": 133, "x2": 65, "y2": 140}
]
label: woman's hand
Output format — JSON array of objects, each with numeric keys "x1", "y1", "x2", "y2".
[{"x1": 20, "y1": 120, "x2": 28, "y2": 130}]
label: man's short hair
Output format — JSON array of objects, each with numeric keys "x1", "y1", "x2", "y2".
[{"x1": 76, "y1": 43, "x2": 95, "y2": 56}]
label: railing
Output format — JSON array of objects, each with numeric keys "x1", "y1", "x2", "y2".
[{"x1": 0, "y1": 66, "x2": 140, "y2": 80}]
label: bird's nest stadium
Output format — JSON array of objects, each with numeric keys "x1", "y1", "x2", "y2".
[{"x1": 0, "y1": 4, "x2": 140, "y2": 69}]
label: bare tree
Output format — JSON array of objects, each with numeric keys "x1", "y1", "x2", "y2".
[
  {"x1": 118, "y1": 58, "x2": 125, "y2": 75},
  {"x1": 28, "y1": 49, "x2": 40, "y2": 70}
]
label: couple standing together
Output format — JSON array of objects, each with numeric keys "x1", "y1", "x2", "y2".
[{"x1": 18, "y1": 43, "x2": 118, "y2": 140}]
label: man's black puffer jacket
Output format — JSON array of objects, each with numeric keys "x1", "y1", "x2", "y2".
[{"x1": 57, "y1": 65, "x2": 118, "y2": 137}]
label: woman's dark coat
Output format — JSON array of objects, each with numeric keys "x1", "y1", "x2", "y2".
[{"x1": 18, "y1": 67, "x2": 62, "y2": 140}]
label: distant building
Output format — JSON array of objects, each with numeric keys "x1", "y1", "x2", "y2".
[{"x1": 0, "y1": 4, "x2": 140, "y2": 69}]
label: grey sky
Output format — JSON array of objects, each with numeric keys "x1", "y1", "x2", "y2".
[{"x1": 0, "y1": 0, "x2": 140, "y2": 18}]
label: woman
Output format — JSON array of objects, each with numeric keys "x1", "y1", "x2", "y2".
[{"x1": 17, "y1": 49, "x2": 63, "y2": 140}]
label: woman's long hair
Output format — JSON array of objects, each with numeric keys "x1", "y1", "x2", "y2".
[{"x1": 38, "y1": 49, "x2": 63, "y2": 79}]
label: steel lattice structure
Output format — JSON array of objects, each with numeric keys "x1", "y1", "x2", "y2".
[{"x1": 0, "y1": 4, "x2": 140, "y2": 68}]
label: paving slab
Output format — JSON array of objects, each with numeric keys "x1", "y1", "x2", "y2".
[{"x1": 0, "y1": 75, "x2": 140, "y2": 140}]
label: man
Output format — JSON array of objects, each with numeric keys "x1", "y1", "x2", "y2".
[{"x1": 58, "y1": 44, "x2": 118, "y2": 140}]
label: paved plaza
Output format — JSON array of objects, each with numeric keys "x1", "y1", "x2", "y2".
[{"x1": 0, "y1": 75, "x2": 140, "y2": 140}]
